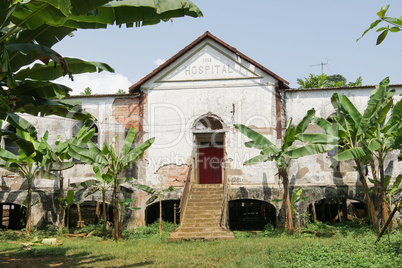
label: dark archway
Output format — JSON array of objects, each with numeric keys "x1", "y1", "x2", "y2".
[
  {"x1": 229, "y1": 199, "x2": 276, "y2": 231},
  {"x1": 0, "y1": 203, "x2": 26, "y2": 230},
  {"x1": 308, "y1": 198, "x2": 367, "y2": 223},
  {"x1": 68, "y1": 201, "x2": 113, "y2": 228},
  {"x1": 145, "y1": 200, "x2": 180, "y2": 225}
]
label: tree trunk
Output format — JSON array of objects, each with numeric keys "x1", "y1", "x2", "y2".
[
  {"x1": 58, "y1": 171, "x2": 65, "y2": 230},
  {"x1": 113, "y1": 178, "x2": 120, "y2": 240},
  {"x1": 102, "y1": 191, "x2": 107, "y2": 223},
  {"x1": 26, "y1": 179, "x2": 32, "y2": 236},
  {"x1": 159, "y1": 198, "x2": 162, "y2": 236},
  {"x1": 77, "y1": 203, "x2": 83, "y2": 227},
  {"x1": 378, "y1": 158, "x2": 389, "y2": 228},
  {"x1": 311, "y1": 203, "x2": 317, "y2": 222},
  {"x1": 66, "y1": 207, "x2": 70, "y2": 230},
  {"x1": 282, "y1": 174, "x2": 294, "y2": 235},
  {"x1": 355, "y1": 159, "x2": 377, "y2": 228}
]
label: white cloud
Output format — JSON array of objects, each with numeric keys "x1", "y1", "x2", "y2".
[
  {"x1": 154, "y1": 58, "x2": 166, "y2": 66},
  {"x1": 55, "y1": 72, "x2": 132, "y2": 95}
]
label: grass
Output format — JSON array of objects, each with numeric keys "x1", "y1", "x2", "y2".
[{"x1": 0, "y1": 221, "x2": 401, "y2": 267}]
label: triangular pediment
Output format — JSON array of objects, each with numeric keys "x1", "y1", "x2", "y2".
[{"x1": 156, "y1": 42, "x2": 261, "y2": 83}]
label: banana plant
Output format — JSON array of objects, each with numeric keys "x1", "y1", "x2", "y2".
[
  {"x1": 1, "y1": 0, "x2": 202, "y2": 138},
  {"x1": 69, "y1": 127, "x2": 154, "y2": 240},
  {"x1": 235, "y1": 108, "x2": 337, "y2": 234},
  {"x1": 58, "y1": 189, "x2": 82, "y2": 231},
  {"x1": 112, "y1": 198, "x2": 140, "y2": 233},
  {"x1": 45, "y1": 124, "x2": 95, "y2": 229},
  {"x1": 0, "y1": 128, "x2": 63, "y2": 236},
  {"x1": 70, "y1": 176, "x2": 113, "y2": 229},
  {"x1": 290, "y1": 188, "x2": 309, "y2": 235},
  {"x1": 314, "y1": 77, "x2": 401, "y2": 228},
  {"x1": 133, "y1": 180, "x2": 175, "y2": 237}
]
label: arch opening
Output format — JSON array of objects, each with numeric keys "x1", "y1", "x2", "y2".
[
  {"x1": 145, "y1": 200, "x2": 180, "y2": 225},
  {"x1": 0, "y1": 203, "x2": 26, "y2": 230},
  {"x1": 68, "y1": 201, "x2": 113, "y2": 228},
  {"x1": 229, "y1": 199, "x2": 276, "y2": 231},
  {"x1": 308, "y1": 198, "x2": 367, "y2": 223},
  {"x1": 193, "y1": 115, "x2": 225, "y2": 185}
]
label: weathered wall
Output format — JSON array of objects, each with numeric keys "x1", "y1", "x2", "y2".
[{"x1": 0, "y1": 94, "x2": 147, "y2": 228}]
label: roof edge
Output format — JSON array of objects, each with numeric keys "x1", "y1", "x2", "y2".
[
  {"x1": 286, "y1": 84, "x2": 402, "y2": 92},
  {"x1": 129, "y1": 31, "x2": 289, "y2": 93}
]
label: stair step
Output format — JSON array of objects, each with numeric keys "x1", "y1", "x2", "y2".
[
  {"x1": 176, "y1": 227, "x2": 226, "y2": 232},
  {"x1": 168, "y1": 231, "x2": 234, "y2": 241},
  {"x1": 192, "y1": 184, "x2": 223, "y2": 189},
  {"x1": 180, "y1": 223, "x2": 220, "y2": 228},
  {"x1": 170, "y1": 183, "x2": 230, "y2": 241},
  {"x1": 181, "y1": 217, "x2": 220, "y2": 223}
]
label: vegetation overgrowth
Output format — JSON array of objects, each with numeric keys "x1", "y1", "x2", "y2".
[{"x1": 0, "y1": 222, "x2": 401, "y2": 267}]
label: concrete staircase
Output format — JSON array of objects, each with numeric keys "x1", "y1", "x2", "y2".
[{"x1": 169, "y1": 184, "x2": 234, "y2": 241}]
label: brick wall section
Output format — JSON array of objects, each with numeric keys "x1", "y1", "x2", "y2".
[
  {"x1": 156, "y1": 164, "x2": 190, "y2": 187},
  {"x1": 112, "y1": 96, "x2": 146, "y2": 131}
]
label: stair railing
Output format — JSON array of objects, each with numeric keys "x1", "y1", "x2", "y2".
[
  {"x1": 220, "y1": 161, "x2": 230, "y2": 229},
  {"x1": 179, "y1": 164, "x2": 192, "y2": 224}
]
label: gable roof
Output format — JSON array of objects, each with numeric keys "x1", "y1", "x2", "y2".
[{"x1": 129, "y1": 31, "x2": 289, "y2": 93}]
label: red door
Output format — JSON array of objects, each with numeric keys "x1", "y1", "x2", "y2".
[{"x1": 199, "y1": 147, "x2": 223, "y2": 184}]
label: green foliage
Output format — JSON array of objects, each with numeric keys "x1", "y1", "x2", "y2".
[
  {"x1": 1, "y1": 227, "x2": 401, "y2": 267},
  {"x1": 80, "y1": 87, "x2": 93, "y2": 95},
  {"x1": 116, "y1": 89, "x2": 126, "y2": 94},
  {"x1": 297, "y1": 73, "x2": 363, "y2": 88},
  {"x1": 358, "y1": 4, "x2": 402, "y2": 45},
  {"x1": 315, "y1": 77, "x2": 402, "y2": 227},
  {"x1": 235, "y1": 109, "x2": 336, "y2": 235},
  {"x1": 1, "y1": 0, "x2": 202, "y2": 142},
  {"x1": 69, "y1": 127, "x2": 154, "y2": 239},
  {"x1": 122, "y1": 221, "x2": 175, "y2": 240}
]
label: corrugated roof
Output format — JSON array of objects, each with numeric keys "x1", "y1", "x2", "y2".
[
  {"x1": 129, "y1": 31, "x2": 289, "y2": 93},
  {"x1": 66, "y1": 93, "x2": 140, "y2": 99},
  {"x1": 286, "y1": 84, "x2": 402, "y2": 92}
]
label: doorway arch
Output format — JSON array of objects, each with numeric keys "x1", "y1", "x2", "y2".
[{"x1": 193, "y1": 114, "x2": 225, "y2": 184}]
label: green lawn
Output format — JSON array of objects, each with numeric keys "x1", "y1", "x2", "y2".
[{"x1": 0, "y1": 223, "x2": 401, "y2": 267}]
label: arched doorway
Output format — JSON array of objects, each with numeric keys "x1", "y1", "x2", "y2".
[
  {"x1": 308, "y1": 198, "x2": 367, "y2": 223},
  {"x1": 0, "y1": 203, "x2": 26, "y2": 230},
  {"x1": 145, "y1": 200, "x2": 180, "y2": 225},
  {"x1": 68, "y1": 201, "x2": 113, "y2": 228},
  {"x1": 193, "y1": 115, "x2": 225, "y2": 184},
  {"x1": 229, "y1": 199, "x2": 276, "y2": 231}
]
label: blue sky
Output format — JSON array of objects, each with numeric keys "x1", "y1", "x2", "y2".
[{"x1": 54, "y1": 0, "x2": 402, "y2": 95}]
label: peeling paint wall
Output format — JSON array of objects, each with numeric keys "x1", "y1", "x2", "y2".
[
  {"x1": 155, "y1": 164, "x2": 190, "y2": 187},
  {"x1": 1, "y1": 38, "x2": 402, "y2": 229}
]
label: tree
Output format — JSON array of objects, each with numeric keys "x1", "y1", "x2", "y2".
[
  {"x1": 1, "y1": 0, "x2": 203, "y2": 137},
  {"x1": 235, "y1": 109, "x2": 337, "y2": 234},
  {"x1": 297, "y1": 74, "x2": 328, "y2": 89},
  {"x1": 358, "y1": 4, "x2": 402, "y2": 45},
  {"x1": 314, "y1": 78, "x2": 402, "y2": 228},
  {"x1": 326, "y1": 74, "x2": 347, "y2": 87},
  {"x1": 0, "y1": 129, "x2": 70, "y2": 236},
  {"x1": 70, "y1": 173, "x2": 114, "y2": 230},
  {"x1": 80, "y1": 87, "x2": 93, "y2": 95},
  {"x1": 46, "y1": 124, "x2": 95, "y2": 230},
  {"x1": 69, "y1": 127, "x2": 154, "y2": 240},
  {"x1": 58, "y1": 189, "x2": 82, "y2": 230},
  {"x1": 297, "y1": 73, "x2": 363, "y2": 89}
]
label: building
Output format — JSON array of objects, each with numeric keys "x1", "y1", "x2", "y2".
[{"x1": 1, "y1": 32, "x2": 401, "y2": 238}]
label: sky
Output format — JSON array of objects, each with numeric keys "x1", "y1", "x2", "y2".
[{"x1": 54, "y1": 0, "x2": 402, "y2": 95}]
